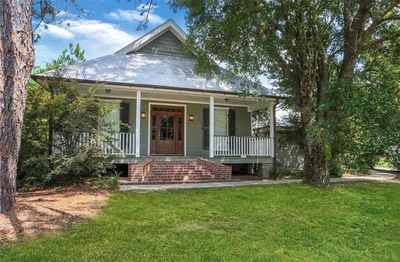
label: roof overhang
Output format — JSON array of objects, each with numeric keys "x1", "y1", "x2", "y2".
[{"x1": 32, "y1": 75, "x2": 286, "y2": 101}]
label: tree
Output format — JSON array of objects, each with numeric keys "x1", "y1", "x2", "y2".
[
  {"x1": 327, "y1": 36, "x2": 400, "y2": 172},
  {"x1": 0, "y1": 0, "x2": 35, "y2": 213},
  {"x1": 19, "y1": 43, "x2": 114, "y2": 186},
  {"x1": 171, "y1": 0, "x2": 400, "y2": 185},
  {"x1": 0, "y1": 0, "x2": 153, "y2": 212}
]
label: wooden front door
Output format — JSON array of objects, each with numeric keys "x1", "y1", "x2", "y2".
[{"x1": 150, "y1": 105, "x2": 184, "y2": 155}]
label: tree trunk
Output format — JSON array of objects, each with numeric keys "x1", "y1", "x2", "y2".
[
  {"x1": 299, "y1": 82, "x2": 329, "y2": 185},
  {"x1": 303, "y1": 136, "x2": 329, "y2": 185},
  {"x1": 48, "y1": 86, "x2": 56, "y2": 155},
  {"x1": 0, "y1": 0, "x2": 34, "y2": 213}
]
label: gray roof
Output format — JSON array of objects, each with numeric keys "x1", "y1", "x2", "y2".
[
  {"x1": 36, "y1": 52, "x2": 278, "y2": 96},
  {"x1": 35, "y1": 19, "x2": 282, "y2": 98}
]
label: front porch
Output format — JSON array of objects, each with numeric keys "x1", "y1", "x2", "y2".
[
  {"x1": 79, "y1": 86, "x2": 278, "y2": 183},
  {"x1": 88, "y1": 86, "x2": 277, "y2": 158}
]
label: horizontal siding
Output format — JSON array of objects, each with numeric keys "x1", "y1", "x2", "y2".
[
  {"x1": 98, "y1": 97, "x2": 252, "y2": 157},
  {"x1": 135, "y1": 31, "x2": 192, "y2": 58}
]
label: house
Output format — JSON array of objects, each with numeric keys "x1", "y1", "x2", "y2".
[{"x1": 34, "y1": 19, "x2": 284, "y2": 184}]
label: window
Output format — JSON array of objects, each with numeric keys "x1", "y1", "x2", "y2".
[
  {"x1": 102, "y1": 99, "x2": 121, "y2": 132},
  {"x1": 214, "y1": 108, "x2": 228, "y2": 136},
  {"x1": 203, "y1": 108, "x2": 235, "y2": 149}
]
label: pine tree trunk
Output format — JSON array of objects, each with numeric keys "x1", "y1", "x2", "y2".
[{"x1": 0, "y1": 0, "x2": 34, "y2": 213}]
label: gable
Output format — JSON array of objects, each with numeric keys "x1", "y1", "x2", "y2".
[
  {"x1": 130, "y1": 31, "x2": 191, "y2": 58},
  {"x1": 115, "y1": 19, "x2": 188, "y2": 56}
]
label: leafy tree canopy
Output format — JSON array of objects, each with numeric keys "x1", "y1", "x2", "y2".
[{"x1": 171, "y1": 0, "x2": 400, "y2": 183}]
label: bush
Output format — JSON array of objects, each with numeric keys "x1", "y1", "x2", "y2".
[
  {"x1": 96, "y1": 171, "x2": 120, "y2": 191},
  {"x1": 18, "y1": 156, "x2": 54, "y2": 186},
  {"x1": 272, "y1": 165, "x2": 290, "y2": 179},
  {"x1": 18, "y1": 44, "x2": 115, "y2": 188},
  {"x1": 271, "y1": 164, "x2": 304, "y2": 180},
  {"x1": 18, "y1": 144, "x2": 114, "y2": 187}
]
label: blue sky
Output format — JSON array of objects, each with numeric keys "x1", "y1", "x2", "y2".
[{"x1": 34, "y1": 0, "x2": 187, "y2": 66}]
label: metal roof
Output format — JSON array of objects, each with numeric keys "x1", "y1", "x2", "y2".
[
  {"x1": 35, "y1": 19, "x2": 283, "y2": 98},
  {"x1": 36, "y1": 52, "x2": 280, "y2": 96}
]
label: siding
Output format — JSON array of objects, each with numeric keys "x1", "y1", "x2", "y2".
[
  {"x1": 134, "y1": 31, "x2": 192, "y2": 58},
  {"x1": 130, "y1": 101, "x2": 251, "y2": 157}
]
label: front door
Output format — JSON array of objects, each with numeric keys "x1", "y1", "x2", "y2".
[{"x1": 150, "y1": 105, "x2": 184, "y2": 155}]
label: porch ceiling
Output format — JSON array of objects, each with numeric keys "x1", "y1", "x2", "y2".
[{"x1": 83, "y1": 83, "x2": 275, "y2": 111}]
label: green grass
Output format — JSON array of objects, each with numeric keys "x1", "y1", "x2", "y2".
[{"x1": 1, "y1": 183, "x2": 399, "y2": 261}]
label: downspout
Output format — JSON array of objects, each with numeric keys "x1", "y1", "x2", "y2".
[{"x1": 272, "y1": 99, "x2": 279, "y2": 173}]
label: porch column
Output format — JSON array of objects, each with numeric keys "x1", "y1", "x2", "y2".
[
  {"x1": 269, "y1": 102, "x2": 275, "y2": 156},
  {"x1": 209, "y1": 96, "x2": 215, "y2": 158},
  {"x1": 135, "y1": 90, "x2": 141, "y2": 157}
]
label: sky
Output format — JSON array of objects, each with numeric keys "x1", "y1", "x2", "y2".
[{"x1": 34, "y1": 0, "x2": 187, "y2": 66}]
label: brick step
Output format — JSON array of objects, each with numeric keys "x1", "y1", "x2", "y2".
[
  {"x1": 128, "y1": 158, "x2": 232, "y2": 184},
  {"x1": 128, "y1": 180, "x2": 227, "y2": 185},
  {"x1": 140, "y1": 177, "x2": 222, "y2": 181},
  {"x1": 152, "y1": 162, "x2": 198, "y2": 165},
  {"x1": 149, "y1": 170, "x2": 210, "y2": 174},
  {"x1": 150, "y1": 163, "x2": 202, "y2": 166},
  {"x1": 145, "y1": 175, "x2": 218, "y2": 178},
  {"x1": 149, "y1": 166, "x2": 208, "y2": 171},
  {"x1": 144, "y1": 175, "x2": 217, "y2": 179}
]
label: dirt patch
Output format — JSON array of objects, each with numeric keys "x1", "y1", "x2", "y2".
[{"x1": 0, "y1": 188, "x2": 109, "y2": 243}]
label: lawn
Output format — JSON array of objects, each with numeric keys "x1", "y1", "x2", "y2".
[{"x1": 1, "y1": 183, "x2": 399, "y2": 261}]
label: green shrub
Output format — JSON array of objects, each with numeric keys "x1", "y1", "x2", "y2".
[
  {"x1": 96, "y1": 171, "x2": 120, "y2": 191},
  {"x1": 18, "y1": 144, "x2": 114, "y2": 187},
  {"x1": 271, "y1": 164, "x2": 304, "y2": 180},
  {"x1": 18, "y1": 156, "x2": 54, "y2": 186},
  {"x1": 272, "y1": 165, "x2": 290, "y2": 179}
]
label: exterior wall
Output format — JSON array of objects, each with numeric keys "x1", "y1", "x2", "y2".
[
  {"x1": 185, "y1": 103, "x2": 251, "y2": 156},
  {"x1": 135, "y1": 31, "x2": 191, "y2": 58},
  {"x1": 277, "y1": 143, "x2": 304, "y2": 170},
  {"x1": 131, "y1": 100, "x2": 251, "y2": 157}
]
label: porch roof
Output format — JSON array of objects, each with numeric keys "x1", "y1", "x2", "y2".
[{"x1": 33, "y1": 53, "x2": 283, "y2": 99}]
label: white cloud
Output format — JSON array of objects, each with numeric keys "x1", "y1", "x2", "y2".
[
  {"x1": 60, "y1": 19, "x2": 136, "y2": 47},
  {"x1": 108, "y1": 9, "x2": 164, "y2": 25},
  {"x1": 39, "y1": 24, "x2": 75, "y2": 40},
  {"x1": 35, "y1": 19, "x2": 138, "y2": 65}
]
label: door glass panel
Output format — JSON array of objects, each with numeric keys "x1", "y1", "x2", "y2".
[
  {"x1": 178, "y1": 116, "x2": 182, "y2": 141},
  {"x1": 161, "y1": 115, "x2": 168, "y2": 128},
  {"x1": 159, "y1": 115, "x2": 174, "y2": 140},
  {"x1": 151, "y1": 115, "x2": 156, "y2": 140}
]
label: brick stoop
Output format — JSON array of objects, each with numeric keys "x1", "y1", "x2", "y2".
[{"x1": 127, "y1": 158, "x2": 232, "y2": 184}]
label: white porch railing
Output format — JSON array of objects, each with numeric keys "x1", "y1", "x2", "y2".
[
  {"x1": 55, "y1": 132, "x2": 136, "y2": 156},
  {"x1": 214, "y1": 136, "x2": 273, "y2": 157}
]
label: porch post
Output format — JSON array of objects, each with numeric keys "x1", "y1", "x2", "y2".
[
  {"x1": 209, "y1": 96, "x2": 215, "y2": 158},
  {"x1": 269, "y1": 102, "x2": 275, "y2": 156},
  {"x1": 135, "y1": 90, "x2": 141, "y2": 157}
]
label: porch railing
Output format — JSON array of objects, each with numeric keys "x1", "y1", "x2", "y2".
[
  {"x1": 214, "y1": 136, "x2": 273, "y2": 157},
  {"x1": 55, "y1": 132, "x2": 136, "y2": 156}
]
